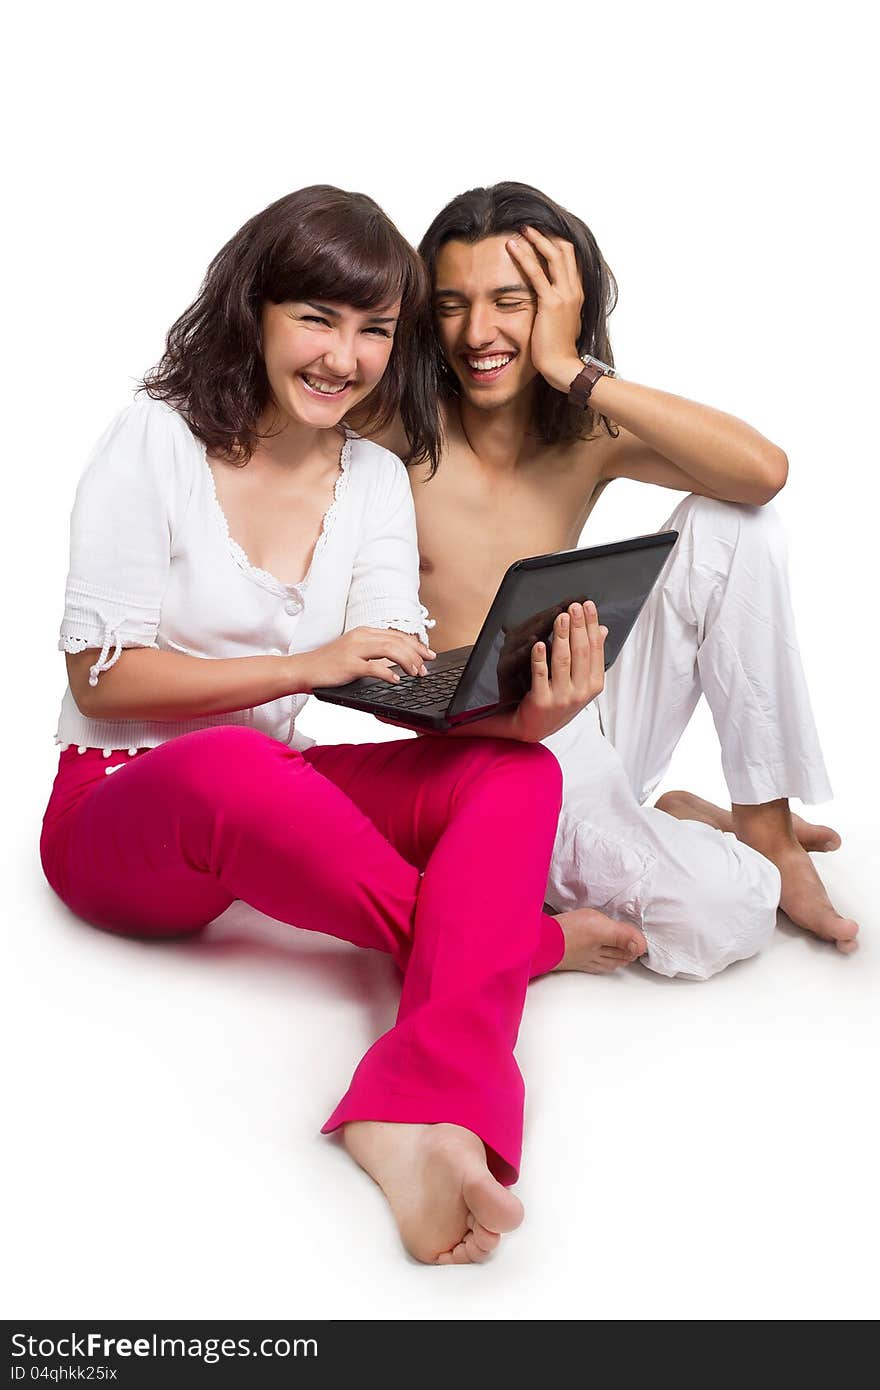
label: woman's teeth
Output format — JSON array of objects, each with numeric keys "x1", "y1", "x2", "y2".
[
  {"x1": 302, "y1": 373, "x2": 348, "y2": 395},
  {"x1": 467, "y1": 355, "x2": 512, "y2": 372}
]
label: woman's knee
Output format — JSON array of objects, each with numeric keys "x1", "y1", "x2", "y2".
[{"x1": 445, "y1": 737, "x2": 563, "y2": 811}]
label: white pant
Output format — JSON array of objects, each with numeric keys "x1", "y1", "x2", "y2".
[{"x1": 543, "y1": 494, "x2": 833, "y2": 980}]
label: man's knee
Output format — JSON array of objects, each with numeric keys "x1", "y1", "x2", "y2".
[{"x1": 673, "y1": 492, "x2": 788, "y2": 567}]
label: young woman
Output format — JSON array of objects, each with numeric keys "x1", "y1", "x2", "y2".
[{"x1": 40, "y1": 186, "x2": 608, "y2": 1265}]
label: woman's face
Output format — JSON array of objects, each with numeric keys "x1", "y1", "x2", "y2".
[{"x1": 261, "y1": 297, "x2": 401, "y2": 429}]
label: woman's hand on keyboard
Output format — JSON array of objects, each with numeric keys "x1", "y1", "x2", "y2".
[{"x1": 296, "y1": 627, "x2": 436, "y2": 691}]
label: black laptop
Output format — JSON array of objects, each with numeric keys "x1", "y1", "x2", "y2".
[{"x1": 313, "y1": 530, "x2": 678, "y2": 732}]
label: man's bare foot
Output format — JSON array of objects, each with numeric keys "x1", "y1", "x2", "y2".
[
  {"x1": 342, "y1": 1120, "x2": 523, "y2": 1265},
  {"x1": 656, "y1": 791, "x2": 858, "y2": 954},
  {"x1": 552, "y1": 907, "x2": 648, "y2": 974},
  {"x1": 759, "y1": 840, "x2": 859, "y2": 953},
  {"x1": 655, "y1": 790, "x2": 841, "y2": 852}
]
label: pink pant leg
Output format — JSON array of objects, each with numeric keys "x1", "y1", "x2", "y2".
[
  {"x1": 41, "y1": 728, "x2": 420, "y2": 958},
  {"x1": 310, "y1": 736, "x2": 563, "y2": 1183},
  {"x1": 41, "y1": 727, "x2": 564, "y2": 1184}
]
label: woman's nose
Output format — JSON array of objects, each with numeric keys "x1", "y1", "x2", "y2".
[{"x1": 322, "y1": 335, "x2": 358, "y2": 378}]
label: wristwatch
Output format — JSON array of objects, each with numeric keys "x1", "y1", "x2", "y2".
[{"x1": 568, "y1": 353, "x2": 617, "y2": 410}]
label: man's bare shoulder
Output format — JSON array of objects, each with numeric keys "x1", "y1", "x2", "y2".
[{"x1": 354, "y1": 412, "x2": 409, "y2": 460}]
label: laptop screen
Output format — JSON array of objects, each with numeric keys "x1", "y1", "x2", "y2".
[{"x1": 448, "y1": 532, "x2": 678, "y2": 718}]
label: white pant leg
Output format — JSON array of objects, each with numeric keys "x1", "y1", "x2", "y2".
[
  {"x1": 598, "y1": 493, "x2": 833, "y2": 807},
  {"x1": 544, "y1": 704, "x2": 781, "y2": 980}
]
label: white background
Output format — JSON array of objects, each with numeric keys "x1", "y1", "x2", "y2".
[{"x1": 3, "y1": 0, "x2": 878, "y2": 1321}]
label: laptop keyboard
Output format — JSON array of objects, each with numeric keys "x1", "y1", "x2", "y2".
[{"x1": 363, "y1": 664, "x2": 468, "y2": 711}]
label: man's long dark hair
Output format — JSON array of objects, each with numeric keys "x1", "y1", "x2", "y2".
[
  {"x1": 419, "y1": 181, "x2": 619, "y2": 450},
  {"x1": 142, "y1": 185, "x2": 440, "y2": 468}
]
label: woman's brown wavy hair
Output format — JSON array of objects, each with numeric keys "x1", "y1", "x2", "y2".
[
  {"x1": 418, "y1": 181, "x2": 619, "y2": 449},
  {"x1": 142, "y1": 185, "x2": 439, "y2": 468}
]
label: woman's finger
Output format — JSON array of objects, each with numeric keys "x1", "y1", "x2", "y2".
[
  {"x1": 362, "y1": 632, "x2": 428, "y2": 676},
  {"x1": 364, "y1": 628, "x2": 435, "y2": 660},
  {"x1": 364, "y1": 658, "x2": 402, "y2": 685}
]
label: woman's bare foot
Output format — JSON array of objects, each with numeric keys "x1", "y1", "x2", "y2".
[
  {"x1": 342, "y1": 1120, "x2": 523, "y2": 1265},
  {"x1": 655, "y1": 791, "x2": 858, "y2": 954},
  {"x1": 553, "y1": 907, "x2": 648, "y2": 974},
  {"x1": 655, "y1": 789, "x2": 841, "y2": 852}
]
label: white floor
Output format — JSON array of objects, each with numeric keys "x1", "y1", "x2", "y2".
[{"x1": 5, "y1": 697, "x2": 879, "y2": 1322}]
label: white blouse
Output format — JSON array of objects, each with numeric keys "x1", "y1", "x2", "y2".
[{"x1": 55, "y1": 395, "x2": 433, "y2": 755}]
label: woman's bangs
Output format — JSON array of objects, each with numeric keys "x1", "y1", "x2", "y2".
[{"x1": 269, "y1": 229, "x2": 414, "y2": 314}]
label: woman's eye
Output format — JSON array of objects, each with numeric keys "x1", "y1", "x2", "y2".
[
  {"x1": 497, "y1": 300, "x2": 527, "y2": 310},
  {"x1": 301, "y1": 315, "x2": 331, "y2": 327},
  {"x1": 365, "y1": 327, "x2": 393, "y2": 338}
]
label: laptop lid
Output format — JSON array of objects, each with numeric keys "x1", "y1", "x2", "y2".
[{"x1": 445, "y1": 530, "x2": 678, "y2": 721}]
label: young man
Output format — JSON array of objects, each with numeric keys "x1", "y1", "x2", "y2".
[{"x1": 370, "y1": 181, "x2": 858, "y2": 980}]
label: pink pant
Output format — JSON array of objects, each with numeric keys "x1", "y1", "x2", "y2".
[{"x1": 40, "y1": 727, "x2": 566, "y2": 1184}]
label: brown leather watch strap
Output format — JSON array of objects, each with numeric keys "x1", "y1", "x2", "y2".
[{"x1": 568, "y1": 361, "x2": 605, "y2": 410}]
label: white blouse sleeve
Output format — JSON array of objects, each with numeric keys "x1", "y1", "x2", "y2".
[
  {"x1": 343, "y1": 443, "x2": 435, "y2": 645},
  {"x1": 59, "y1": 397, "x2": 190, "y2": 686}
]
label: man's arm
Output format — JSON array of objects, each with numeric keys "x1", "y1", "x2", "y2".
[
  {"x1": 504, "y1": 227, "x2": 788, "y2": 507},
  {"x1": 590, "y1": 376, "x2": 789, "y2": 506}
]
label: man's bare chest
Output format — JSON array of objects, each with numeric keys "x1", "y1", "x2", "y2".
[
  {"x1": 412, "y1": 451, "x2": 602, "y2": 579},
  {"x1": 410, "y1": 441, "x2": 606, "y2": 647}
]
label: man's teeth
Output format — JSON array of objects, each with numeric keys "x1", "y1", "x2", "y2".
[
  {"x1": 467, "y1": 355, "x2": 512, "y2": 372},
  {"x1": 303, "y1": 374, "x2": 348, "y2": 395}
]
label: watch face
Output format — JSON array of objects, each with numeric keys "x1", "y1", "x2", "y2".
[{"x1": 581, "y1": 353, "x2": 614, "y2": 375}]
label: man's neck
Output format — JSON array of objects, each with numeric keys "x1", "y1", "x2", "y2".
[{"x1": 455, "y1": 384, "x2": 537, "y2": 476}]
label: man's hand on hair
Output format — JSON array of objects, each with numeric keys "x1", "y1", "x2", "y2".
[{"x1": 506, "y1": 226, "x2": 585, "y2": 395}]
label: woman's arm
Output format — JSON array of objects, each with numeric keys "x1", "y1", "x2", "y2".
[
  {"x1": 66, "y1": 647, "x2": 304, "y2": 722},
  {"x1": 66, "y1": 626, "x2": 434, "y2": 723}
]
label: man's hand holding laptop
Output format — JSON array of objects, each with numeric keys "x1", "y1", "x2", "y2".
[{"x1": 369, "y1": 600, "x2": 606, "y2": 745}]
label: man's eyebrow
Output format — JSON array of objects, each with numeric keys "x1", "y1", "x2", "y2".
[
  {"x1": 304, "y1": 301, "x2": 398, "y2": 323},
  {"x1": 433, "y1": 284, "x2": 533, "y2": 298}
]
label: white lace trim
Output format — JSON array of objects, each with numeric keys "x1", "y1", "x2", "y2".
[
  {"x1": 374, "y1": 605, "x2": 436, "y2": 644},
  {"x1": 202, "y1": 432, "x2": 352, "y2": 599},
  {"x1": 60, "y1": 620, "x2": 127, "y2": 685}
]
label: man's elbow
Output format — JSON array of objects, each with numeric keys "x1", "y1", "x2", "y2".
[{"x1": 755, "y1": 446, "x2": 789, "y2": 503}]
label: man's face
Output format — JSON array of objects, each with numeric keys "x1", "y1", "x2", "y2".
[{"x1": 433, "y1": 236, "x2": 539, "y2": 411}]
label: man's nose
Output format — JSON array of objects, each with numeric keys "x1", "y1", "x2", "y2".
[{"x1": 463, "y1": 306, "x2": 497, "y2": 349}]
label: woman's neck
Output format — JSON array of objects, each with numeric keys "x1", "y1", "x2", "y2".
[{"x1": 254, "y1": 409, "x2": 343, "y2": 474}]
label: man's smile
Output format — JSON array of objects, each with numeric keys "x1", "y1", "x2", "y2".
[{"x1": 461, "y1": 351, "x2": 517, "y2": 384}]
